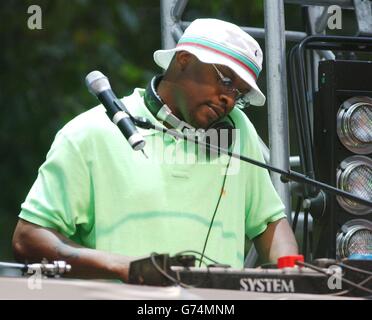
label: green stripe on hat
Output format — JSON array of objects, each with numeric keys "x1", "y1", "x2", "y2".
[{"x1": 179, "y1": 36, "x2": 261, "y2": 77}]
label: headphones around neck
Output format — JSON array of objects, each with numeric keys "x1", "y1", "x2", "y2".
[{"x1": 144, "y1": 75, "x2": 236, "y2": 156}]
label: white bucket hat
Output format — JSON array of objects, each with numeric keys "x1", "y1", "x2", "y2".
[{"x1": 154, "y1": 18, "x2": 266, "y2": 106}]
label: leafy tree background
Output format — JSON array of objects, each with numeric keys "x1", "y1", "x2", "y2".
[{"x1": 0, "y1": 0, "x2": 307, "y2": 261}]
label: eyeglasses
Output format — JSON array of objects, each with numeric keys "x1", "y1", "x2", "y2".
[{"x1": 212, "y1": 64, "x2": 250, "y2": 105}]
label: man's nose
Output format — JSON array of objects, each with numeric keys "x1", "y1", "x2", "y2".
[{"x1": 218, "y1": 94, "x2": 236, "y2": 115}]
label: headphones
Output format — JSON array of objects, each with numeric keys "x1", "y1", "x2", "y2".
[{"x1": 144, "y1": 75, "x2": 236, "y2": 156}]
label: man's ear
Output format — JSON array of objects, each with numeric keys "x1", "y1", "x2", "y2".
[{"x1": 175, "y1": 51, "x2": 193, "y2": 71}]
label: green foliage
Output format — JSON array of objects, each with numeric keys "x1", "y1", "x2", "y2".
[{"x1": 0, "y1": 0, "x2": 162, "y2": 259}]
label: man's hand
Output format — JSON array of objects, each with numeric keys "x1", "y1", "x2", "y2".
[{"x1": 253, "y1": 218, "x2": 299, "y2": 265}]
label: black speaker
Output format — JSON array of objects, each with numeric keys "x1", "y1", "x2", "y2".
[{"x1": 313, "y1": 60, "x2": 372, "y2": 259}]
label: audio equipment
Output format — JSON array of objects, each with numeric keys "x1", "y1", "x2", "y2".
[{"x1": 128, "y1": 253, "x2": 372, "y2": 297}]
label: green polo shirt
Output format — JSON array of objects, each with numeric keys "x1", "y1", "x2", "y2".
[{"x1": 19, "y1": 88, "x2": 286, "y2": 268}]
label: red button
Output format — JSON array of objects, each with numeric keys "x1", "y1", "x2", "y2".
[{"x1": 277, "y1": 255, "x2": 304, "y2": 268}]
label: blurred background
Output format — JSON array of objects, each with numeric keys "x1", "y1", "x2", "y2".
[{"x1": 1, "y1": 0, "x2": 358, "y2": 261}]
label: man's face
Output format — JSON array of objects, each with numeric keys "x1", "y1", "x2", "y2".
[{"x1": 170, "y1": 52, "x2": 251, "y2": 129}]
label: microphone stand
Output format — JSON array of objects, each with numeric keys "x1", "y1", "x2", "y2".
[{"x1": 133, "y1": 116, "x2": 372, "y2": 209}]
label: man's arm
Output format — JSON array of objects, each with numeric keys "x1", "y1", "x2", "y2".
[
  {"x1": 253, "y1": 218, "x2": 299, "y2": 265},
  {"x1": 12, "y1": 219, "x2": 134, "y2": 282}
]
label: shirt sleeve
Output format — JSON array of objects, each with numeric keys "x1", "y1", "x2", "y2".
[
  {"x1": 19, "y1": 130, "x2": 92, "y2": 238},
  {"x1": 243, "y1": 122, "x2": 287, "y2": 240}
]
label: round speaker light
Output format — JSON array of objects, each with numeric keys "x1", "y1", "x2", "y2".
[
  {"x1": 336, "y1": 219, "x2": 372, "y2": 259},
  {"x1": 337, "y1": 96, "x2": 372, "y2": 154},
  {"x1": 336, "y1": 156, "x2": 372, "y2": 215}
]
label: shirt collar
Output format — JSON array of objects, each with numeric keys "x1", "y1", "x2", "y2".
[{"x1": 121, "y1": 88, "x2": 168, "y2": 138}]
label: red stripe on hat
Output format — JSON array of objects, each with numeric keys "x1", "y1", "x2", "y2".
[{"x1": 177, "y1": 42, "x2": 258, "y2": 81}]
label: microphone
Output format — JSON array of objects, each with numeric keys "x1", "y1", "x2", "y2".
[{"x1": 85, "y1": 71, "x2": 146, "y2": 151}]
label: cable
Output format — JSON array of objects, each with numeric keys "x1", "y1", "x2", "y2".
[
  {"x1": 172, "y1": 250, "x2": 228, "y2": 288},
  {"x1": 331, "y1": 276, "x2": 372, "y2": 298},
  {"x1": 296, "y1": 260, "x2": 372, "y2": 295},
  {"x1": 309, "y1": 228, "x2": 313, "y2": 262},
  {"x1": 329, "y1": 262, "x2": 372, "y2": 296},
  {"x1": 292, "y1": 196, "x2": 302, "y2": 232},
  {"x1": 149, "y1": 253, "x2": 192, "y2": 289},
  {"x1": 198, "y1": 155, "x2": 232, "y2": 267},
  {"x1": 198, "y1": 116, "x2": 236, "y2": 268},
  {"x1": 174, "y1": 250, "x2": 222, "y2": 265},
  {"x1": 331, "y1": 276, "x2": 372, "y2": 297},
  {"x1": 0, "y1": 262, "x2": 27, "y2": 270},
  {"x1": 151, "y1": 252, "x2": 216, "y2": 289},
  {"x1": 303, "y1": 208, "x2": 309, "y2": 261},
  {"x1": 336, "y1": 262, "x2": 372, "y2": 276},
  {"x1": 288, "y1": 44, "x2": 316, "y2": 197},
  {"x1": 157, "y1": 253, "x2": 210, "y2": 288}
]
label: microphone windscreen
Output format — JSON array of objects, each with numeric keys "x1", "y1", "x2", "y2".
[{"x1": 85, "y1": 70, "x2": 111, "y2": 95}]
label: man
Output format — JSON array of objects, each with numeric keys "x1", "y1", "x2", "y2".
[{"x1": 13, "y1": 19, "x2": 298, "y2": 282}]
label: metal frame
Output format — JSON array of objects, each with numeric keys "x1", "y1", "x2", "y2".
[
  {"x1": 285, "y1": 0, "x2": 354, "y2": 8},
  {"x1": 264, "y1": 0, "x2": 292, "y2": 218},
  {"x1": 354, "y1": 0, "x2": 372, "y2": 36}
]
